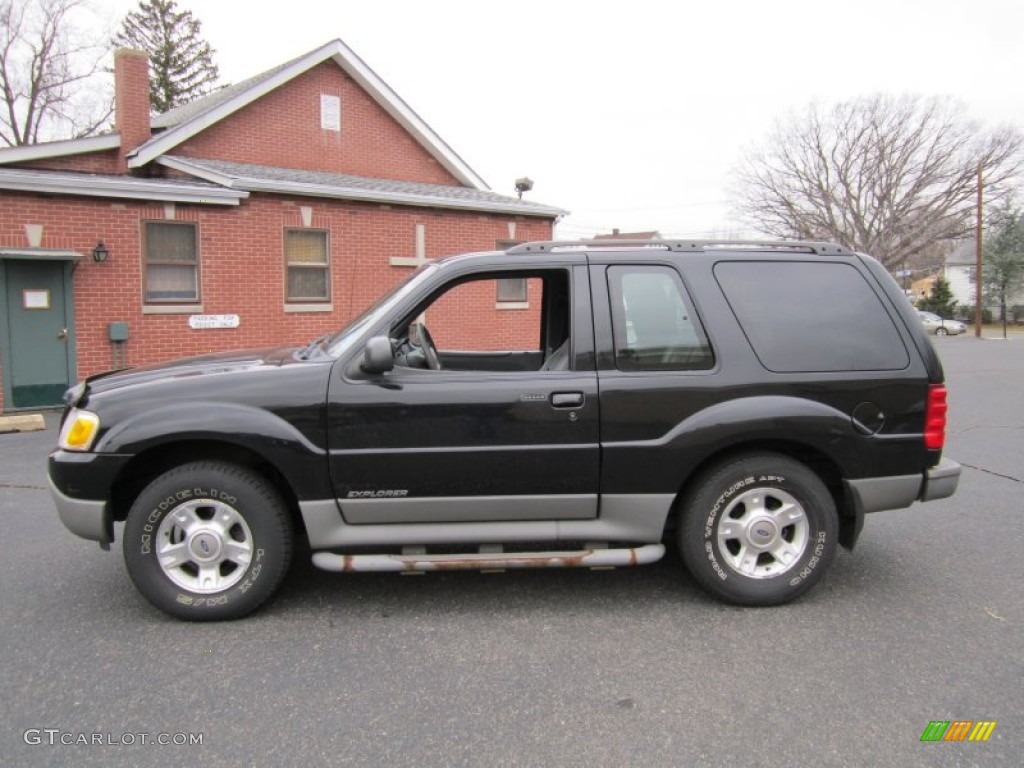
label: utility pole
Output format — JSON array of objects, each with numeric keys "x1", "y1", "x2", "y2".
[{"x1": 975, "y1": 162, "x2": 983, "y2": 338}]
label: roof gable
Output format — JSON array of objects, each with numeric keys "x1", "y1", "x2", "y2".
[
  {"x1": 168, "y1": 62, "x2": 460, "y2": 186},
  {"x1": 130, "y1": 39, "x2": 487, "y2": 189}
]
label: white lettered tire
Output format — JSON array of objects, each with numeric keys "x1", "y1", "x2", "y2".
[
  {"x1": 123, "y1": 461, "x2": 293, "y2": 620},
  {"x1": 678, "y1": 453, "x2": 838, "y2": 606}
]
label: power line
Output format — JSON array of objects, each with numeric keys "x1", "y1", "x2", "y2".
[{"x1": 567, "y1": 200, "x2": 731, "y2": 214}]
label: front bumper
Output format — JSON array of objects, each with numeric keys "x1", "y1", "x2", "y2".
[
  {"x1": 48, "y1": 449, "x2": 131, "y2": 549},
  {"x1": 49, "y1": 476, "x2": 112, "y2": 549}
]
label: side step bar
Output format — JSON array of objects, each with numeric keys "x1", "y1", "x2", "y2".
[{"x1": 312, "y1": 543, "x2": 665, "y2": 573}]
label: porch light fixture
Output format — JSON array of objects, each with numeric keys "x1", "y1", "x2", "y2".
[{"x1": 92, "y1": 241, "x2": 109, "y2": 263}]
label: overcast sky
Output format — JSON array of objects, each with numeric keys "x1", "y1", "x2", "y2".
[{"x1": 93, "y1": 0, "x2": 1024, "y2": 240}]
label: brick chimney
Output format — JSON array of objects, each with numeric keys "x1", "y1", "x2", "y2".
[{"x1": 114, "y1": 48, "x2": 151, "y2": 173}]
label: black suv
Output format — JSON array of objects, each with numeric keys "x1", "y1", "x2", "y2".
[{"x1": 49, "y1": 240, "x2": 960, "y2": 620}]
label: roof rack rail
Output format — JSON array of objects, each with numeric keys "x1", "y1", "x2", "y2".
[{"x1": 505, "y1": 239, "x2": 849, "y2": 256}]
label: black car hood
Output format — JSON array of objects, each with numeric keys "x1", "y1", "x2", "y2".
[{"x1": 77, "y1": 346, "x2": 300, "y2": 401}]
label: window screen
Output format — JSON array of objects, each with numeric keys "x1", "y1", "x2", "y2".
[
  {"x1": 496, "y1": 277, "x2": 528, "y2": 303},
  {"x1": 145, "y1": 222, "x2": 198, "y2": 302},
  {"x1": 285, "y1": 229, "x2": 330, "y2": 302}
]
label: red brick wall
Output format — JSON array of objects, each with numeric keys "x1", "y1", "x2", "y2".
[
  {"x1": 172, "y1": 63, "x2": 460, "y2": 185},
  {"x1": 429, "y1": 278, "x2": 543, "y2": 351},
  {"x1": 20, "y1": 151, "x2": 121, "y2": 174},
  {"x1": 0, "y1": 190, "x2": 553, "y2": 411}
]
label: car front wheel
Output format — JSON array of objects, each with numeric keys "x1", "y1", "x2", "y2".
[
  {"x1": 935, "y1": 327, "x2": 948, "y2": 336},
  {"x1": 123, "y1": 461, "x2": 293, "y2": 620},
  {"x1": 678, "y1": 453, "x2": 838, "y2": 606}
]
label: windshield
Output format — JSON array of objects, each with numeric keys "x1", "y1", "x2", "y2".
[{"x1": 325, "y1": 262, "x2": 439, "y2": 357}]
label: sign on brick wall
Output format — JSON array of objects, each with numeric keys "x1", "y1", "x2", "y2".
[{"x1": 188, "y1": 314, "x2": 240, "y2": 329}]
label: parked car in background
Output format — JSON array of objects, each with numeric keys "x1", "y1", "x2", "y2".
[{"x1": 918, "y1": 311, "x2": 966, "y2": 336}]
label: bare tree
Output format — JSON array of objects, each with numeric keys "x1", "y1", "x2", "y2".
[
  {"x1": 734, "y1": 94, "x2": 1024, "y2": 270},
  {"x1": 0, "y1": 0, "x2": 112, "y2": 146}
]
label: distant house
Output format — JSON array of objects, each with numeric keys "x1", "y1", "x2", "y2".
[
  {"x1": 943, "y1": 243, "x2": 977, "y2": 309},
  {"x1": 942, "y1": 241, "x2": 1024, "y2": 316},
  {"x1": 0, "y1": 40, "x2": 564, "y2": 411},
  {"x1": 594, "y1": 229, "x2": 661, "y2": 241},
  {"x1": 908, "y1": 275, "x2": 937, "y2": 304}
]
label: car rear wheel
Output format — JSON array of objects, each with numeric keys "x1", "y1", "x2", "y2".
[
  {"x1": 935, "y1": 327, "x2": 948, "y2": 336},
  {"x1": 678, "y1": 453, "x2": 838, "y2": 606},
  {"x1": 123, "y1": 461, "x2": 293, "y2": 621}
]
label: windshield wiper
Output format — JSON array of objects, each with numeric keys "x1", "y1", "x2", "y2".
[{"x1": 297, "y1": 333, "x2": 331, "y2": 360}]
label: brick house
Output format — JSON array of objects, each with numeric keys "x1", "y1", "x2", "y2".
[{"x1": 0, "y1": 39, "x2": 563, "y2": 411}]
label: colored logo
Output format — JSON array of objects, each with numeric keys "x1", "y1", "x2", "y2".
[{"x1": 920, "y1": 721, "x2": 997, "y2": 742}]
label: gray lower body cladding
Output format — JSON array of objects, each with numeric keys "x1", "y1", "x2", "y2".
[
  {"x1": 299, "y1": 494, "x2": 675, "y2": 549},
  {"x1": 845, "y1": 457, "x2": 961, "y2": 516}
]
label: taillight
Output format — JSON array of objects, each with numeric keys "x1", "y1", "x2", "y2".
[{"x1": 924, "y1": 384, "x2": 948, "y2": 450}]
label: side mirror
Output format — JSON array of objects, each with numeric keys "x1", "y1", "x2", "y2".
[{"x1": 362, "y1": 336, "x2": 394, "y2": 374}]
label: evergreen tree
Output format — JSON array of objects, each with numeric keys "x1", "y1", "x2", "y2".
[
  {"x1": 982, "y1": 209, "x2": 1024, "y2": 335},
  {"x1": 113, "y1": 0, "x2": 219, "y2": 113},
  {"x1": 918, "y1": 277, "x2": 957, "y2": 318}
]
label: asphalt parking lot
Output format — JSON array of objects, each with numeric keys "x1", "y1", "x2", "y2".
[{"x1": 1, "y1": 336, "x2": 1021, "y2": 767}]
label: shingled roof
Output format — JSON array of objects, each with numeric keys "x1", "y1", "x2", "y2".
[
  {"x1": 159, "y1": 157, "x2": 565, "y2": 217},
  {"x1": 150, "y1": 55, "x2": 305, "y2": 131}
]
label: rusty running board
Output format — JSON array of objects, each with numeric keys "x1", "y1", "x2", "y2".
[{"x1": 311, "y1": 543, "x2": 665, "y2": 573}]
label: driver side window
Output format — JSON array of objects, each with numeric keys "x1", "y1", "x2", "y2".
[
  {"x1": 429, "y1": 277, "x2": 543, "y2": 352},
  {"x1": 393, "y1": 269, "x2": 571, "y2": 373}
]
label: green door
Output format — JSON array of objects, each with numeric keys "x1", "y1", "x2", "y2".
[{"x1": 3, "y1": 260, "x2": 74, "y2": 408}]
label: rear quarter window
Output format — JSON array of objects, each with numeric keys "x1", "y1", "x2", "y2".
[{"x1": 714, "y1": 261, "x2": 909, "y2": 372}]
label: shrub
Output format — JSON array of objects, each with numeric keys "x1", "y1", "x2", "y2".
[{"x1": 957, "y1": 305, "x2": 993, "y2": 324}]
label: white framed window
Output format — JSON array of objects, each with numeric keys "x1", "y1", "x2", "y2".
[
  {"x1": 144, "y1": 221, "x2": 199, "y2": 303},
  {"x1": 285, "y1": 229, "x2": 330, "y2": 302}
]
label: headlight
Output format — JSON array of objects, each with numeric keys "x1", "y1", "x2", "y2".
[{"x1": 58, "y1": 409, "x2": 100, "y2": 452}]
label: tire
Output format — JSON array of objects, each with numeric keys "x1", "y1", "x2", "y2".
[
  {"x1": 123, "y1": 461, "x2": 293, "y2": 621},
  {"x1": 678, "y1": 453, "x2": 838, "y2": 606},
  {"x1": 935, "y1": 327, "x2": 948, "y2": 336}
]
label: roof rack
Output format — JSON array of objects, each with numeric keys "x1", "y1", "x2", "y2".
[{"x1": 505, "y1": 239, "x2": 849, "y2": 256}]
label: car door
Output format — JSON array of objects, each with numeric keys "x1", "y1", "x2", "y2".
[
  {"x1": 326, "y1": 262, "x2": 599, "y2": 524},
  {"x1": 591, "y1": 259, "x2": 722, "y2": 498}
]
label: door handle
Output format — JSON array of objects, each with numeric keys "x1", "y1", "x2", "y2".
[
  {"x1": 551, "y1": 392, "x2": 584, "y2": 408},
  {"x1": 57, "y1": 328, "x2": 68, "y2": 341}
]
